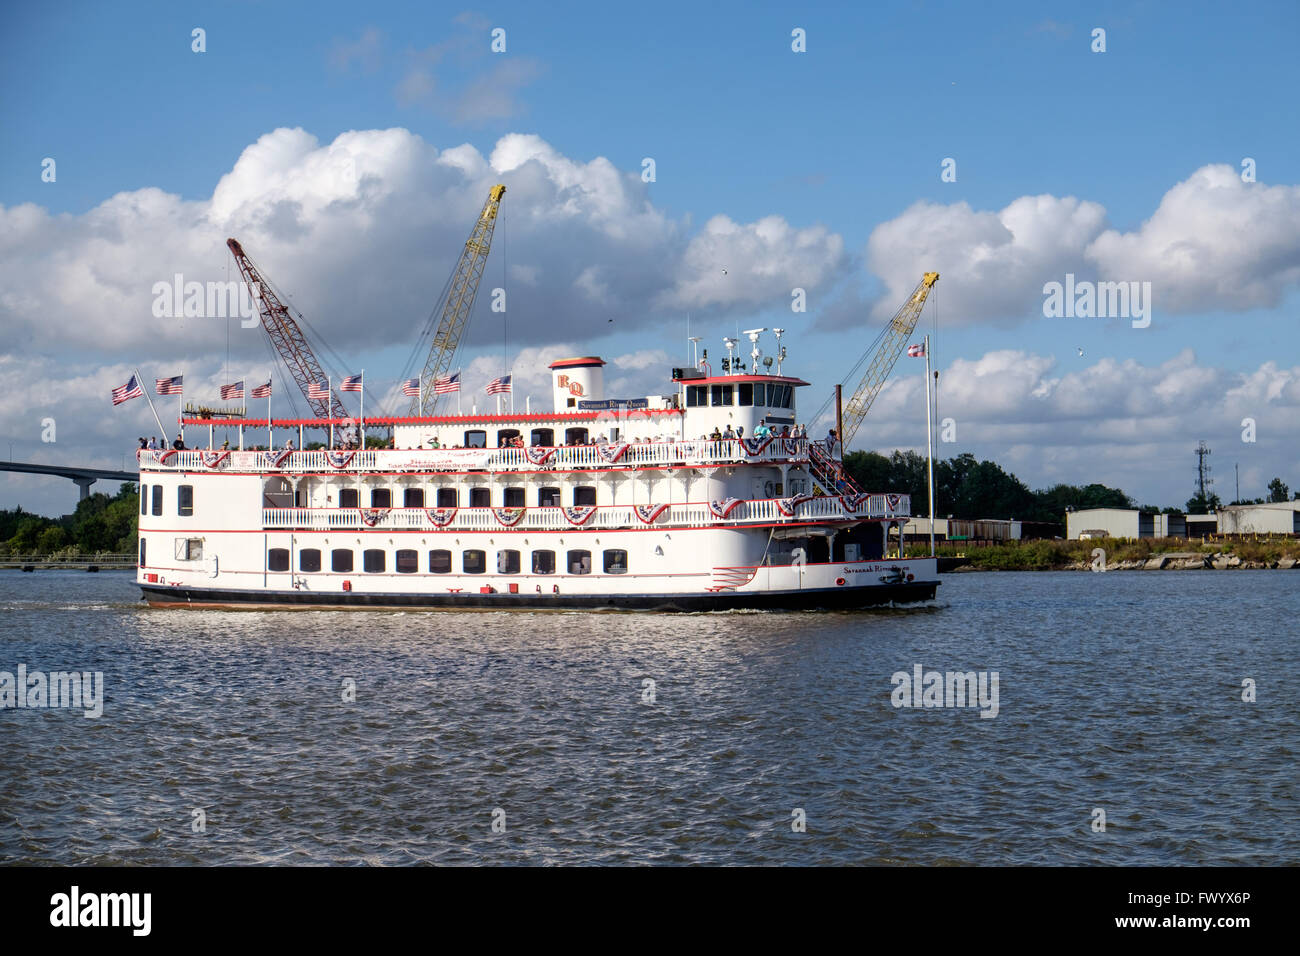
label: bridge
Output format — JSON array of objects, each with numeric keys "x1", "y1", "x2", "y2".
[{"x1": 0, "y1": 460, "x2": 138, "y2": 500}]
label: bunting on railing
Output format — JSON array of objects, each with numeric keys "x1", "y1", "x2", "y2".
[
  {"x1": 326, "y1": 450, "x2": 356, "y2": 469},
  {"x1": 152, "y1": 450, "x2": 177, "y2": 464},
  {"x1": 782, "y1": 438, "x2": 801, "y2": 457},
  {"x1": 524, "y1": 446, "x2": 555, "y2": 465},
  {"x1": 200, "y1": 450, "x2": 230, "y2": 469},
  {"x1": 886, "y1": 494, "x2": 902, "y2": 512},
  {"x1": 493, "y1": 507, "x2": 526, "y2": 527},
  {"x1": 839, "y1": 492, "x2": 869, "y2": 512},
  {"x1": 359, "y1": 508, "x2": 389, "y2": 527},
  {"x1": 562, "y1": 505, "x2": 597, "y2": 526},
  {"x1": 270, "y1": 447, "x2": 294, "y2": 469},
  {"x1": 424, "y1": 507, "x2": 456, "y2": 527},
  {"x1": 775, "y1": 493, "x2": 814, "y2": 516},
  {"x1": 597, "y1": 442, "x2": 629, "y2": 464},
  {"x1": 633, "y1": 503, "x2": 670, "y2": 524},
  {"x1": 742, "y1": 436, "x2": 774, "y2": 457},
  {"x1": 708, "y1": 498, "x2": 743, "y2": 519}
]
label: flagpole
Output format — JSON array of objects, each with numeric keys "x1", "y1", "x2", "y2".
[
  {"x1": 267, "y1": 385, "x2": 272, "y2": 451},
  {"x1": 457, "y1": 369, "x2": 462, "y2": 416},
  {"x1": 924, "y1": 335, "x2": 935, "y2": 558},
  {"x1": 178, "y1": 388, "x2": 183, "y2": 443},
  {"x1": 135, "y1": 368, "x2": 168, "y2": 441},
  {"x1": 359, "y1": 371, "x2": 364, "y2": 449},
  {"x1": 328, "y1": 375, "x2": 334, "y2": 449}
]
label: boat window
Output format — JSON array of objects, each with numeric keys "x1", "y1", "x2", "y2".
[
  {"x1": 338, "y1": 488, "x2": 359, "y2": 509},
  {"x1": 497, "y1": 429, "x2": 521, "y2": 447},
  {"x1": 151, "y1": 484, "x2": 163, "y2": 515},
  {"x1": 175, "y1": 538, "x2": 202, "y2": 561},
  {"x1": 469, "y1": 487, "x2": 490, "y2": 508},
  {"x1": 429, "y1": 549, "x2": 452, "y2": 573},
  {"x1": 711, "y1": 384, "x2": 733, "y2": 407},
  {"x1": 603, "y1": 549, "x2": 629, "y2": 574},
  {"x1": 574, "y1": 486, "x2": 596, "y2": 506},
  {"x1": 780, "y1": 385, "x2": 793, "y2": 408},
  {"x1": 331, "y1": 549, "x2": 353, "y2": 573},
  {"x1": 498, "y1": 549, "x2": 521, "y2": 574},
  {"x1": 530, "y1": 428, "x2": 554, "y2": 447},
  {"x1": 463, "y1": 430, "x2": 487, "y2": 448},
  {"x1": 738, "y1": 383, "x2": 753, "y2": 406},
  {"x1": 141, "y1": 487, "x2": 147, "y2": 515},
  {"x1": 177, "y1": 484, "x2": 193, "y2": 516},
  {"x1": 538, "y1": 487, "x2": 561, "y2": 507},
  {"x1": 395, "y1": 549, "x2": 419, "y2": 574},
  {"x1": 463, "y1": 549, "x2": 486, "y2": 574},
  {"x1": 299, "y1": 549, "x2": 321, "y2": 572},
  {"x1": 363, "y1": 549, "x2": 386, "y2": 573},
  {"x1": 686, "y1": 385, "x2": 707, "y2": 407},
  {"x1": 261, "y1": 477, "x2": 292, "y2": 508},
  {"x1": 268, "y1": 548, "x2": 290, "y2": 572},
  {"x1": 564, "y1": 427, "x2": 589, "y2": 445},
  {"x1": 567, "y1": 550, "x2": 592, "y2": 575},
  {"x1": 370, "y1": 488, "x2": 391, "y2": 508},
  {"x1": 403, "y1": 488, "x2": 424, "y2": 508},
  {"x1": 436, "y1": 488, "x2": 458, "y2": 508},
  {"x1": 532, "y1": 550, "x2": 555, "y2": 574},
  {"x1": 139, "y1": 538, "x2": 146, "y2": 567},
  {"x1": 503, "y1": 487, "x2": 525, "y2": 507}
]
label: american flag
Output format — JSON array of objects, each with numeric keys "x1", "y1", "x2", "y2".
[
  {"x1": 220, "y1": 381, "x2": 244, "y2": 400},
  {"x1": 155, "y1": 375, "x2": 183, "y2": 395},
  {"x1": 907, "y1": 343, "x2": 926, "y2": 357},
  {"x1": 434, "y1": 373, "x2": 460, "y2": 394},
  {"x1": 251, "y1": 380, "x2": 272, "y2": 398},
  {"x1": 307, "y1": 381, "x2": 329, "y2": 400},
  {"x1": 401, "y1": 377, "x2": 420, "y2": 397},
  {"x1": 340, "y1": 374, "x2": 363, "y2": 392},
  {"x1": 111, "y1": 374, "x2": 142, "y2": 406},
  {"x1": 485, "y1": 374, "x2": 511, "y2": 395}
]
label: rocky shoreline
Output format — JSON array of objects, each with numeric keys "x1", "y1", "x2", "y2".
[{"x1": 947, "y1": 552, "x2": 1300, "y2": 571}]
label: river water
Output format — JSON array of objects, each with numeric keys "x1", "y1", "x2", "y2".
[{"x1": 0, "y1": 569, "x2": 1293, "y2": 865}]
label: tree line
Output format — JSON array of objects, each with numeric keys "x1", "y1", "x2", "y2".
[{"x1": 0, "y1": 483, "x2": 138, "y2": 554}]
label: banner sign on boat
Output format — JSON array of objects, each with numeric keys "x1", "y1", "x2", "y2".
[{"x1": 578, "y1": 398, "x2": 649, "y2": 410}]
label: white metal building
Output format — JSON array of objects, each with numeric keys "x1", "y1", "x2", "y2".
[{"x1": 1216, "y1": 501, "x2": 1300, "y2": 535}]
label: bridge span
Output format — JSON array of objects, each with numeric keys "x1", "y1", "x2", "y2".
[{"x1": 0, "y1": 461, "x2": 138, "y2": 500}]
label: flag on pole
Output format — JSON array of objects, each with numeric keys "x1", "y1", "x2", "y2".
[
  {"x1": 220, "y1": 381, "x2": 244, "y2": 400},
  {"x1": 434, "y1": 373, "x2": 461, "y2": 394},
  {"x1": 251, "y1": 381, "x2": 272, "y2": 398},
  {"x1": 307, "y1": 381, "x2": 329, "y2": 400},
  {"x1": 155, "y1": 375, "x2": 183, "y2": 395},
  {"x1": 340, "y1": 374, "x2": 363, "y2": 392},
  {"x1": 112, "y1": 374, "x2": 143, "y2": 406},
  {"x1": 907, "y1": 343, "x2": 926, "y2": 357},
  {"x1": 485, "y1": 374, "x2": 511, "y2": 395},
  {"x1": 401, "y1": 378, "x2": 420, "y2": 397}
]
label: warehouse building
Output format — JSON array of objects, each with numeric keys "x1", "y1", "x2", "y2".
[
  {"x1": 1216, "y1": 501, "x2": 1300, "y2": 535},
  {"x1": 1065, "y1": 508, "x2": 1217, "y2": 540}
]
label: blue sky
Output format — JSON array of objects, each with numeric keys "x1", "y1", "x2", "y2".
[{"x1": 3, "y1": 0, "x2": 1299, "y2": 515}]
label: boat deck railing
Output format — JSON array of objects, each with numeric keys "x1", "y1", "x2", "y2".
[
  {"x1": 136, "y1": 437, "x2": 814, "y2": 475},
  {"x1": 259, "y1": 493, "x2": 911, "y2": 532}
]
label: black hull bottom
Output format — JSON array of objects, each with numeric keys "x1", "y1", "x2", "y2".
[{"x1": 140, "y1": 581, "x2": 939, "y2": 612}]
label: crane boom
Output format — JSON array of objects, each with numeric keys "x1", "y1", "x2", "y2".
[
  {"x1": 413, "y1": 184, "x2": 506, "y2": 415},
  {"x1": 840, "y1": 271, "x2": 939, "y2": 446},
  {"x1": 226, "y1": 238, "x2": 349, "y2": 421}
]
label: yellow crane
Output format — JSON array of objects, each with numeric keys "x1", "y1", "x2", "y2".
[
  {"x1": 840, "y1": 271, "x2": 939, "y2": 446},
  {"x1": 411, "y1": 184, "x2": 507, "y2": 415}
]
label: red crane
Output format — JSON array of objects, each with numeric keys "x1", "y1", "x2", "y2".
[{"x1": 226, "y1": 238, "x2": 348, "y2": 421}]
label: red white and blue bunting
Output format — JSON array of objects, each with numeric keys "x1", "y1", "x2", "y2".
[
  {"x1": 424, "y1": 507, "x2": 456, "y2": 527},
  {"x1": 562, "y1": 505, "x2": 597, "y2": 526},
  {"x1": 886, "y1": 494, "x2": 902, "y2": 511},
  {"x1": 775, "y1": 493, "x2": 814, "y2": 516},
  {"x1": 839, "y1": 493, "x2": 869, "y2": 512},
  {"x1": 326, "y1": 450, "x2": 355, "y2": 469},
  {"x1": 493, "y1": 507, "x2": 526, "y2": 527},
  {"x1": 524, "y1": 446, "x2": 555, "y2": 466},
  {"x1": 597, "y1": 442, "x2": 629, "y2": 464},
  {"x1": 270, "y1": 447, "x2": 294, "y2": 469},
  {"x1": 633, "y1": 503, "x2": 670, "y2": 524},
  {"x1": 742, "y1": 436, "x2": 774, "y2": 457},
  {"x1": 708, "y1": 498, "x2": 743, "y2": 519},
  {"x1": 201, "y1": 450, "x2": 230, "y2": 469},
  {"x1": 151, "y1": 450, "x2": 177, "y2": 464},
  {"x1": 359, "y1": 508, "x2": 389, "y2": 527},
  {"x1": 782, "y1": 438, "x2": 801, "y2": 457}
]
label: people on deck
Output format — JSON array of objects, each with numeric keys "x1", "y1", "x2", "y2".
[{"x1": 172, "y1": 433, "x2": 186, "y2": 450}]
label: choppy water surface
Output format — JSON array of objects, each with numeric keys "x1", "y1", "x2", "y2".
[{"x1": 0, "y1": 570, "x2": 1294, "y2": 865}]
